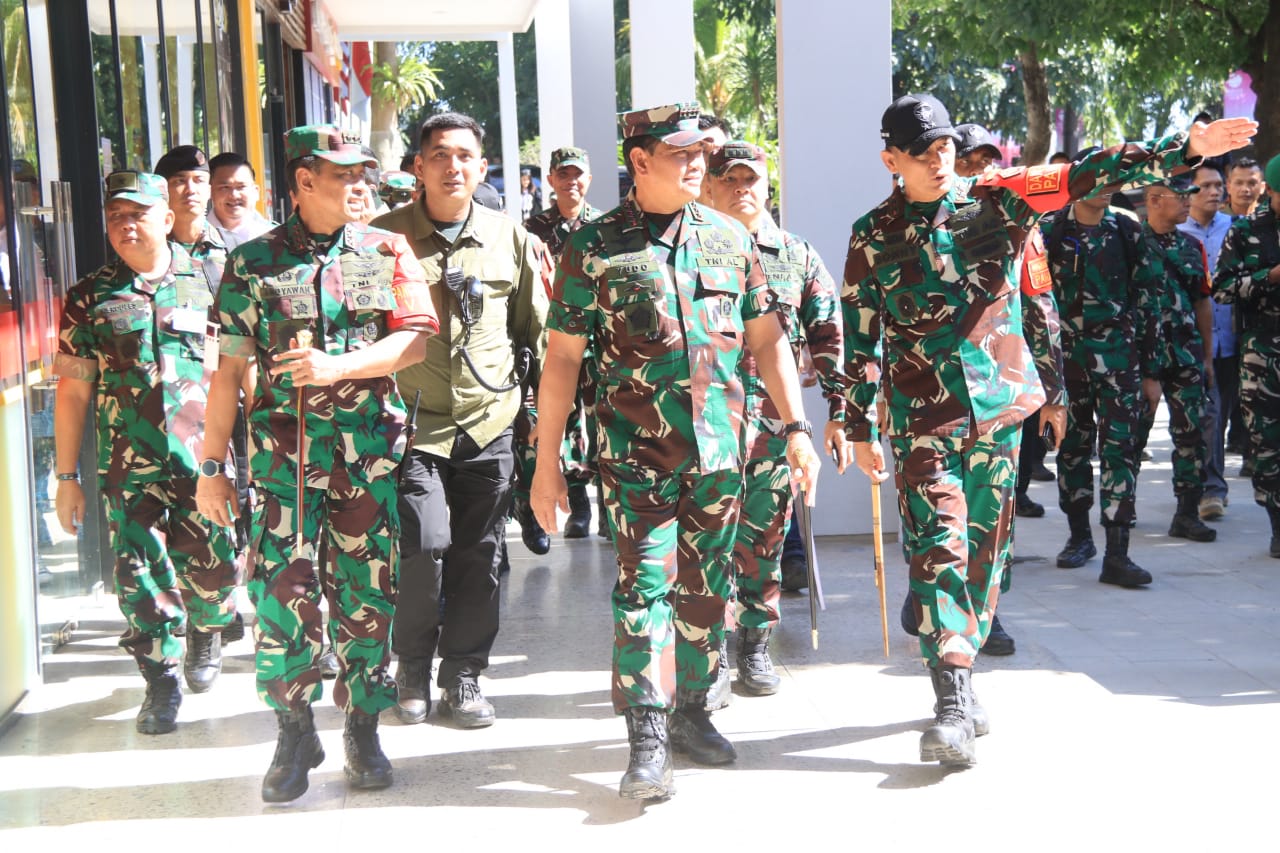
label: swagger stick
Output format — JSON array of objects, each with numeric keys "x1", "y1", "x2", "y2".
[
  {"x1": 294, "y1": 328, "x2": 313, "y2": 554},
  {"x1": 796, "y1": 492, "x2": 825, "y2": 650},
  {"x1": 871, "y1": 480, "x2": 890, "y2": 658}
]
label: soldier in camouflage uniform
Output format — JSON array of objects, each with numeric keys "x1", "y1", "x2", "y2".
[
  {"x1": 1213, "y1": 153, "x2": 1280, "y2": 557},
  {"x1": 844, "y1": 93, "x2": 1252, "y2": 768},
  {"x1": 53, "y1": 171, "x2": 239, "y2": 735},
  {"x1": 197, "y1": 125, "x2": 438, "y2": 803},
  {"x1": 705, "y1": 140, "x2": 851, "y2": 698},
  {"x1": 522, "y1": 145, "x2": 605, "y2": 540},
  {"x1": 154, "y1": 144, "x2": 254, "y2": 686},
  {"x1": 530, "y1": 103, "x2": 820, "y2": 801},
  {"x1": 378, "y1": 170, "x2": 417, "y2": 210},
  {"x1": 1135, "y1": 175, "x2": 1218, "y2": 543},
  {"x1": 1042, "y1": 186, "x2": 1165, "y2": 586}
]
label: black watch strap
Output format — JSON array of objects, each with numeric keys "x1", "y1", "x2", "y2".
[
  {"x1": 199, "y1": 459, "x2": 223, "y2": 478},
  {"x1": 782, "y1": 419, "x2": 813, "y2": 437}
]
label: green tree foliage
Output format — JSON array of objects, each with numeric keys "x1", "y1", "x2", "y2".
[{"x1": 398, "y1": 28, "x2": 540, "y2": 163}]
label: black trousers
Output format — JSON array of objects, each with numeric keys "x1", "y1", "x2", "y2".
[{"x1": 392, "y1": 427, "x2": 514, "y2": 687}]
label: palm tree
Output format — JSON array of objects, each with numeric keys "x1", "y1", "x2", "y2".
[{"x1": 367, "y1": 43, "x2": 441, "y2": 168}]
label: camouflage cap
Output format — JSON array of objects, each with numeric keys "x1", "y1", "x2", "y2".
[
  {"x1": 378, "y1": 170, "x2": 417, "y2": 195},
  {"x1": 154, "y1": 144, "x2": 209, "y2": 178},
  {"x1": 954, "y1": 124, "x2": 1001, "y2": 160},
  {"x1": 1265, "y1": 154, "x2": 1280, "y2": 191},
  {"x1": 880, "y1": 94, "x2": 961, "y2": 155},
  {"x1": 1159, "y1": 172, "x2": 1202, "y2": 195},
  {"x1": 708, "y1": 140, "x2": 768, "y2": 178},
  {"x1": 619, "y1": 102, "x2": 713, "y2": 148},
  {"x1": 283, "y1": 124, "x2": 377, "y2": 167},
  {"x1": 550, "y1": 146, "x2": 590, "y2": 172},
  {"x1": 104, "y1": 170, "x2": 168, "y2": 207}
]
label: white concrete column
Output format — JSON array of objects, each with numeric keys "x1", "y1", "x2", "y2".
[
  {"x1": 141, "y1": 36, "x2": 164, "y2": 168},
  {"x1": 628, "y1": 0, "x2": 695, "y2": 107},
  {"x1": 568, "y1": 0, "x2": 618, "y2": 211},
  {"x1": 777, "y1": 0, "x2": 895, "y2": 536},
  {"x1": 534, "y1": 0, "x2": 574, "y2": 209},
  {"x1": 496, "y1": 32, "x2": 521, "y2": 222},
  {"x1": 176, "y1": 36, "x2": 194, "y2": 146}
]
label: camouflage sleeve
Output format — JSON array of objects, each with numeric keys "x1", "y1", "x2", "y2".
[
  {"x1": 216, "y1": 249, "x2": 259, "y2": 360},
  {"x1": 1214, "y1": 216, "x2": 1279, "y2": 308},
  {"x1": 1130, "y1": 227, "x2": 1166, "y2": 377},
  {"x1": 386, "y1": 232, "x2": 439, "y2": 334},
  {"x1": 797, "y1": 240, "x2": 848, "y2": 422},
  {"x1": 52, "y1": 277, "x2": 100, "y2": 382},
  {"x1": 1020, "y1": 288, "x2": 1065, "y2": 406},
  {"x1": 548, "y1": 232, "x2": 598, "y2": 343},
  {"x1": 840, "y1": 221, "x2": 884, "y2": 442},
  {"x1": 993, "y1": 134, "x2": 1191, "y2": 229},
  {"x1": 511, "y1": 227, "x2": 551, "y2": 362}
]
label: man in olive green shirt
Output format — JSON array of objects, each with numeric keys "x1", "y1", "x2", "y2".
[{"x1": 371, "y1": 112, "x2": 548, "y2": 729}]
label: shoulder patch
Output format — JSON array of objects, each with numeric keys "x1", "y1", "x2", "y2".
[{"x1": 1024, "y1": 166, "x2": 1063, "y2": 195}]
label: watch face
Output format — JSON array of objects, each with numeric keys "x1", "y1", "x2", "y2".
[{"x1": 201, "y1": 459, "x2": 221, "y2": 477}]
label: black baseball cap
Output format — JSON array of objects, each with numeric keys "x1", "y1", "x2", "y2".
[
  {"x1": 955, "y1": 124, "x2": 1001, "y2": 160},
  {"x1": 880, "y1": 94, "x2": 961, "y2": 155}
]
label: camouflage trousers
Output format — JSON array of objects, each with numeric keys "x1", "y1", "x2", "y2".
[
  {"x1": 103, "y1": 479, "x2": 239, "y2": 671},
  {"x1": 1136, "y1": 363, "x2": 1206, "y2": 498},
  {"x1": 893, "y1": 423, "x2": 1019, "y2": 667},
  {"x1": 247, "y1": 470, "x2": 399, "y2": 715},
  {"x1": 731, "y1": 449, "x2": 792, "y2": 630},
  {"x1": 1058, "y1": 354, "x2": 1144, "y2": 527},
  {"x1": 1240, "y1": 332, "x2": 1280, "y2": 510},
  {"x1": 602, "y1": 461, "x2": 742, "y2": 713}
]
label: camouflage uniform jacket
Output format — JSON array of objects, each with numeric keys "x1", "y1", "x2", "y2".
[
  {"x1": 371, "y1": 198, "x2": 548, "y2": 457},
  {"x1": 550, "y1": 192, "x2": 778, "y2": 474},
  {"x1": 842, "y1": 134, "x2": 1191, "y2": 442},
  {"x1": 1143, "y1": 223, "x2": 1211, "y2": 369},
  {"x1": 175, "y1": 221, "x2": 229, "y2": 299},
  {"x1": 1043, "y1": 205, "x2": 1164, "y2": 378},
  {"x1": 741, "y1": 214, "x2": 848, "y2": 457},
  {"x1": 54, "y1": 243, "x2": 213, "y2": 486},
  {"x1": 1214, "y1": 207, "x2": 1280, "y2": 318},
  {"x1": 216, "y1": 214, "x2": 438, "y2": 490},
  {"x1": 526, "y1": 201, "x2": 603, "y2": 259}
]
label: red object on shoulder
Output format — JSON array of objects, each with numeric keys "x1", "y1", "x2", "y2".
[{"x1": 977, "y1": 164, "x2": 1072, "y2": 215}]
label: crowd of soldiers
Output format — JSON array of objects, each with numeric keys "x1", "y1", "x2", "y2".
[{"x1": 49, "y1": 88, "x2": 1261, "y2": 803}]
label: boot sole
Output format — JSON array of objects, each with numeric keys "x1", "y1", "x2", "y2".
[
  {"x1": 183, "y1": 672, "x2": 219, "y2": 694},
  {"x1": 919, "y1": 742, "x2": 977, "y2": 767},
  {"x1": 394, "y1": 703, "x2": 429, "y2": 725},
  {"x1": 737, "y1": 679, "x2": 780, "y2": 696},
  {"x1": 136, "y1": 717, "x2": 178, "y2": 735},
  {"x1": 344, "y1": 767, "x2": 393, "y2": 790},
  {"x1": 438, "y1": 705, "x2": 495, "y2": 729},
  {"x1": 618, "y1": 772, "x2": 675, "y2": 800}
]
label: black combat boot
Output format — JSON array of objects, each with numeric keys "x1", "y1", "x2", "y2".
[
  {"x1": 183, "y1": 629, "x2": 222, "y2": 693},
  {"x1": 900, "y1": 590, "x2": 919, "y2": 636},
  {"x1": 514, "y1": 497, "x2": 550, "y2": 555},
  {"x1": 980, "y1": 614, "x2": 1015, "y2": 656},
  {"x1": 736, "y1": 626, "x2": 781, "y2": 695},
  {"x1": 619, "y1": 707, "x2": 674, "y2": 800},
  {"x1": 1268, "y1": 507, "x2": 1280, "y2": 558},
  {"x1": 394, "y1": 657, "x2": 431, "y2": 724},
  {"x1": 1056, "y1": 511, "x2": 1097, "y2": 568},
  {"x1": 932, "y1": 666, "x2": 990, "y2": 737},
  {"x1": 704, "y1": 633, "x2": 731, "y2": 711},
  {"x1": 670, "y1": 690, "x2": 737, "y2": 765},
  {"x1": 136, "y1": 662, "x2": 182, "y2": 735},
  {"x1": 1099, "y1": 526, "x2": 1153, "y2": 587},
  {"x1": 343, "y1": 712, "x2": 393, "y2": 790},
  {"x1": 1169, "y1": 493, "x2": 1217, "y2": 542},
  {"x1": 261, "y1": 706, "x2": 325, "y2": 803},
  {"x1": 565, "y1": 482, "x2": 592, "y2": 538},
  {"x1": 222, "y1": 612, "x2": 246, "y2": 644},
  {"x1": 920, "y1": 664, "x2": 976, "y2": 766},
  {"x1": 317, "y1": 644, "x2": 340, "y2": 679}
]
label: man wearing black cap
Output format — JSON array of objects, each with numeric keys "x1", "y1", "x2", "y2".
[
  {"x1": 1136, "y1": 174, "x2": 1218, "y2": 544},
  {"x1": 843, "y1": 93, "x2": 1255, "y2": 768}
]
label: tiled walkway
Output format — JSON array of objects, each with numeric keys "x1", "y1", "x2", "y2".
[{"x1": 3, "y1": 419, "x2": 1276, "y2": 850}]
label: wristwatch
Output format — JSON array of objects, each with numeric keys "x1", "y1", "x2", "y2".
[
  {"x1": 199, "y1": 459, "x2": 223, "y2": 478},
  {"x1": 782, "y1": 419, "x2": 813, "y2": 438}
]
